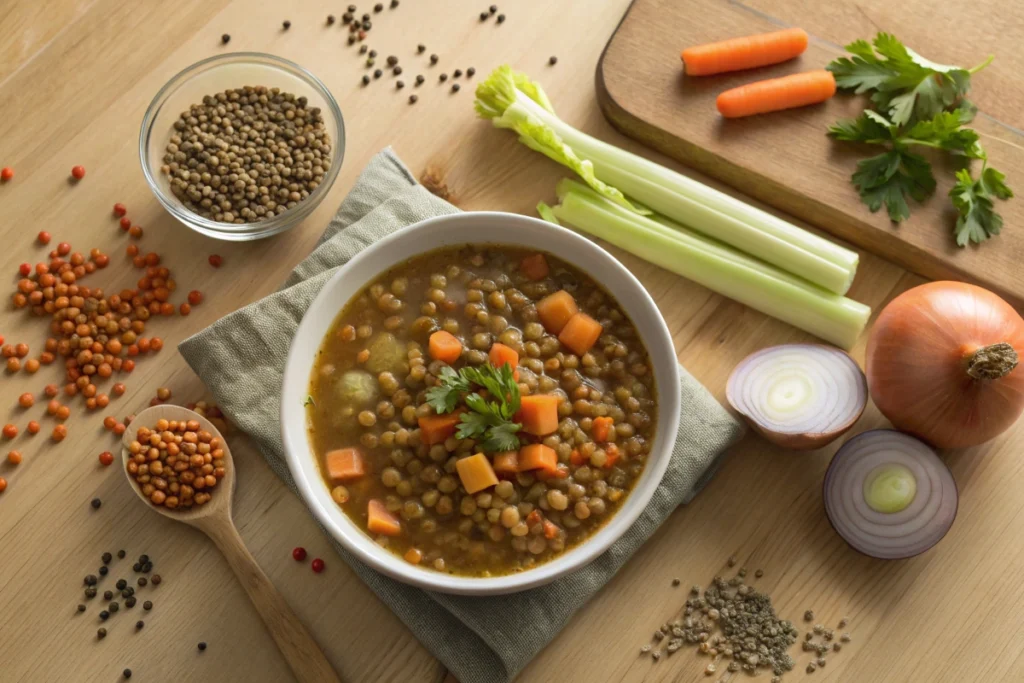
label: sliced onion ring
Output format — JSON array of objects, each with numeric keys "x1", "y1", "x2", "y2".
[
  {"x1": 824, "y1": 430, "x2": 958, "y2": 560},
  {"x1": 726, "y1": 344, "x2": 867, "y2": 450}
]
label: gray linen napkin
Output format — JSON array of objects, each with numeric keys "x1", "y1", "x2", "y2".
[{"x1": 179, "y1": 148, "x2": 743, "y2": 683}]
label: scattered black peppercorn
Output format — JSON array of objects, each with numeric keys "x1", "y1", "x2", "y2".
[
  {"x1": 391, "y1": 0, "x2": 399, "y2": 7},
  {"x1": 77, "y1": 604, "x2": 86, "y2": 613},
  {"x1": 123, "y1": 670, "x2": 132, "y2": 679},
  {"x1": 97, "y1": 628, "x2": 107, "y2": 640},
  {"x1": 439, "y1": 73, "x2": 448, "y2": 82},
  {"x1": 104, "y1": 591, "x2": 114, "y2": 601},
  {"x1": 143, "y1": 601, "x2": 153, "y2": 611},
  {"x1": 348, "y1": 35, "x2": 357, "y2": 45},
  {"x1": 99, "y1": 566, "x2": 108, "y2": 576},
  {"x1": 396, "y1": 81, "x2": 405, "y2": 89},
  {"x1": 496, "y1": 13, "x2": 505, "y2": 23},
  {"x1": 466, "y1": 67, "x2": 476, "y2": 78},
  {"x1": 453, "y1": 69, "x2": 463, "y2": 78},
  {"x1": 327, "y1": 14, "x2": 336, "y2": 25},
  {"x1": 282, "y1": 20, "x2": 291, "y2": 30},
  {"x1": 142, "y1": 563, "x2": 152, "y2": 573},
  {"x1": 132, "y1": 563, "x2": 141, "y2": 572},
  {"x1": 359, "y1": 44, "x2": 368, "y2": 54},
  {"x1": 136, "y1": 621, "x2": 144, "y2": 630},
  {"x1": 490, "y1": 4, "x2": 498, "y2": 13},
  {"x1": 126, "y1": 597, "x2": 137, "y2": 608},
  {"x1": 85, "y1": 574, "x2": 97, "y2": 586},
  {"x1": 122, "y1": 589, "x2": 134, "y2": 599},
  {"x1": 374, "y1": 69, "x2": 383, "y2": 79},
  {"x1": 415, "y1": 74, "x2": 425, "y2": 85},
  {"x1": 369, "y1": 49, "x2": 378, "y2": 58},
  {"x1": 374, "y1": 3, "x2": 383, "y2": 12},
  {"x1": 387, "y1": 55, "x2": 398, "y2": 66},
  {"x1": 91, "y1": 498, "x2": 101, "y2": 509},
  {"x1": 362, "y1": 20, "x2": 372, "y2": 30},
  {"x1": 109, "y1": 602, "x2": 119, "y2": 613},
  {"x1": 549, "y1": 56, "x2": 558, "y2": 65},
  {"x1": 393, "y1": 66, "x2": 402, "y2": 75},
  {"x1": 417, "y1": 44, "x2": 426, "y2": 53},
  {"x1": 116, "y1": 579, "x2": 127, "y2": 590},
  {"x1": 85, "y1": 587, "x2": 97, "y2": 599},
  {"x1": 102, "y1": 552, "x2": 112, "y2": 565},
  {"x1": 221, "y1": 34, "x2": 231, "y2": 45},
  {"x1": 139, "y1": 555, "x2": 149, "y2": 564},
  {"x1": 342, "y1": 12, "x2": 352, "y2": 24},
  {"x1": 362, "y1": 75, "x2": 371, "y2": 85},
  {"x1": 99, "y1": 610, "x2": 110, "y2": 621},
  {"x1": 366, "y1": 58, "x2": 375, "y2": 67},
  {"x1": 117, "y1": 550, "x2": 126, "y2": 559},
  {"x1": 138, "y1": 577, "x2": 148, "y2": 587},
  {"x1": 198, "y1": 642, "x2": 208, "y2": 651},
  {"x1": 348, "y1": 4, "x2": 356, "y2": 11},
  {"x1": 451, "y1": 83, "x2": 461, "y2": 93},
  {"x1": 479, "y1": 11, "x2": 489, "y2": 20},
  {"x1": 409, "y1": 95, "x2": 418, "y2": 104},
  {"x1": 430, "y1": 54, "x2": 439, "y2": 64}
]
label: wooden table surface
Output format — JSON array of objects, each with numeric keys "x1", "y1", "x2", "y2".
[{"x1": 1, "y1": 2, "x2": 1022, "y2": 682}]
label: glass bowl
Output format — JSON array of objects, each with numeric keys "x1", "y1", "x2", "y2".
[{"x1": 139, "y1": 52, "x2": 345, "y2": 241}]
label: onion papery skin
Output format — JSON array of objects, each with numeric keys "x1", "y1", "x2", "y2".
[
  {"x1": 824, "y1": 430, "x2": 958, "y2": 560},
  {"x1": 866, "y1": 281, "x2": 1024, "y2": 449},
  {"x1": 726, "y1": 344, "x2": 867, "y2": 450}
]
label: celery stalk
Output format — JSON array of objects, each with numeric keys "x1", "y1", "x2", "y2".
[
  {"x1": 477, "y1": 66, "x2": 860, "y2": 295},
  {"x1": 549, "y1": 183, "x2": 871, "y2": 349}
]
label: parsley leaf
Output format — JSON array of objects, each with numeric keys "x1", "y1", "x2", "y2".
[
  {"x1": 303, "y1": 395, "x2": 315, "y2": 407},
  {"x1": 426, "y1": 362, "x2": 522, "y2": 451},
  {"x1": 950, "y1": 166, "x2": 1014, "y2": 246},
  {"x1": 828, "y1": 33, "x2": 991, "y2": 126}
]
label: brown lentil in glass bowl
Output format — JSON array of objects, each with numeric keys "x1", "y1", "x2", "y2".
[{"x1": 282, "y1": 213, "x2": 680, "y2": 594}]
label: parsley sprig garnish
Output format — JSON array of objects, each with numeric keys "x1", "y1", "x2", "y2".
[
  {"x1": 827, "y1": 33, "x2": 1011, "y2": 246},
  {"x1": 425, "y1": 364, "x2": 522, "y2": 452}
]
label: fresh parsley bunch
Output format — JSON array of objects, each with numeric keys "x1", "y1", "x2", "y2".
[
  {"x1": 425, "y1": 364, "x2": 522, "y2": 452},
  {"x1": 826, "y1": 33, "x2": 1012, "y2": 246}
]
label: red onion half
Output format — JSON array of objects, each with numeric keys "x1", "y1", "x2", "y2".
[
  {"x1": 824, "y1": 430, "x2": 958, "y2": 559},
  {"x1": 726, "y1": 344, "x2": 867, "y2": 450}
]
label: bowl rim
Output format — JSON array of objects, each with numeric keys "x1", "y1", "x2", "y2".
[
  {"x1": 280, "y1": 211, "x2": 681, "y2": 594},
  {"x1": 139, "y1": 51, "x2": 345, "y2": 240}
]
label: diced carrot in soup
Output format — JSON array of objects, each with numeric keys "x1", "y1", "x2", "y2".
[
  {"x1": 325, "y1": 448, "x2": 366, "y2": 482},
  {"x1": 493, "y1": 451, "x2": 520, "y2": 474},
  {"x1": 488, "y1": 343, "x2": 519, "y2": 371},
  {"x1": 518, "y1": 443, "x2": 558, "y2": 473},
  {"x1": 542, "y1": 519, "x2": 561, "y2": 539},
  {"x1": 520, "y1": 253, "x2": 550, "y2": 281},
  {"x1": 558, "y1": 312, "x2": 602, "y2": 355},
  {"x1": 367, "y1": 499, "x2": 401, "y2": 536},
  {"x1": 418, "y1": 413, "x2": 460, "y2": 445},
  {"x1": 456, "y1": 453, "x2": 499, "y2": 494},
  {"x1": 536, "y1": 290, "x2": 578, "y2": 334},
  {"x1": 592, "y1": 416, "x2": 613, "y2": 442},
  {"x1": 428, "y1": 330, "x2": 463, "y2": 364},
  {"x1": 604, "y1": 443, "x2": 621, "y2": 469},
  {"x1": 536, "y1": 463, "x2": 570, "y2": 481},
  {"x1": 517, "y1": 394, "x2": 559, "y2": 435}
]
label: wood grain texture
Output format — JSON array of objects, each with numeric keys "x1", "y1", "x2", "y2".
[
  {"x1": 1, "y1": 1, "x2": 1024, "y2": 683},
  {"x1": 597, "y1": 0, "x2": 1024, "y2": 305}
]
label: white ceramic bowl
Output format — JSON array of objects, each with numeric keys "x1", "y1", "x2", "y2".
[{"x1": 281, "y1": 211, "x2": 680, "y2": 595}]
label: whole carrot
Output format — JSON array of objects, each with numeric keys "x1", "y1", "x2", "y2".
[
  {"x1": 716, "y1": 69, "x2": 836, "y2": 118},
  {"x1": 682, "y1": 27, "x2": 809, "y2": 76}
]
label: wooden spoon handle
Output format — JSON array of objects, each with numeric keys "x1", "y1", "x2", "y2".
[{"x1": 203, "y1": 520, "x2": 343, "y2": 683}]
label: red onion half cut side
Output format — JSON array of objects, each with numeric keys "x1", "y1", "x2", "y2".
[
  {"x1": 824, "y1": 429, "x2": 958, "y2": 560},
  {"x1": 726, "y1": 344, "x2": 867, "y2": 450}
]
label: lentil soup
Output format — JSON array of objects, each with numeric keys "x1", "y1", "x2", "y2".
[{"x1": 307, "y1": 244, "x2": 657, "y2": 576}]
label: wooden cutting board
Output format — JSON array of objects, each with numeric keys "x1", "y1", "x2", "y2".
[{"x1": 597, "y1": 0, "x2": 1024, "y2": 304}]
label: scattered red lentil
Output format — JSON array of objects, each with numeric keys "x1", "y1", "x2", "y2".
[
  {"x1": 24, "y1": 358, "x2": 40, "y2": 373},
  {"x1": 311, "y1": 558, "x2": 325, "y2": 573},
  {"x1": 19, "y1": 263, "x2": 31, "y2": 277},
  {"x1": 99, "y1": 451, "x2": 114, "y2": 467},
  {"x1": 119, "y1": 217, "x2": 132, "y2": 230},
  {"x1": 208, "y1": 254, "x2": 223, "y2": 268},
  {"x1": 15, "y1": 343, "x2": 28, "y2": 358},
  {"x1": 56, "y1": 406, "x2": 71, "y2": 420},
  {"x1": 114, "y1": 203, "x2": 127, "y2": 217},
  {"x1": 37, "y1": 231, "x2": 51, "y2": 245},
  {"x1": 179, "y1": 303, "x2": 191, "y2": 316},
  {"x1": 292, "y1": 547, "x2": 307, "y2": 561},
  {"x1": 44, "y1": 384, "x2": 58, "y2": 397},
  {"x1": 57, "y1": 242, "x2": 71, "y2": 256},
  {"x1": 3, "y1": 424, "x2": 18, "y2": 439},
  {"x1": 187, "y1": 291, "x2": 204, "y2": 305},
  {"x1": 0, "y1": 478, "x2": 6, "y2": 493},
  {"x1": 52, "y1": 424, "x2": 67, "y2": 441},
  {"x1": 27, "y1": 421, "x2": 40, "y2": 435},
  {"x1": 1, "y1": 167, "x2": 13, "y2": 182},
  {"x1": 129, "y1": 225, "x2": 143, "y2": 239},
  {"x1": 18, "y1": 393, "x2": 34, "y2": 408},
  {"x1": 7, "y1": 450, "x2": 22, "y2": 465},
  {"x1": 113, "y1": 383, "x2": 126, "y2": 396},
  {"x1": 71, "y1": 165, "x2": 86, "y2": 180},
  {"x1": 6, "y1": 358, "x2": 20, "y2": 373},
  {"x1": 104, "y1": 416, "x2": 117, "y2": 430}
]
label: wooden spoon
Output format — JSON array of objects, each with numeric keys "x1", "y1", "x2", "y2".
[{"x1": 121, "y1": 404, "x2": 342, "y2": 683}]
